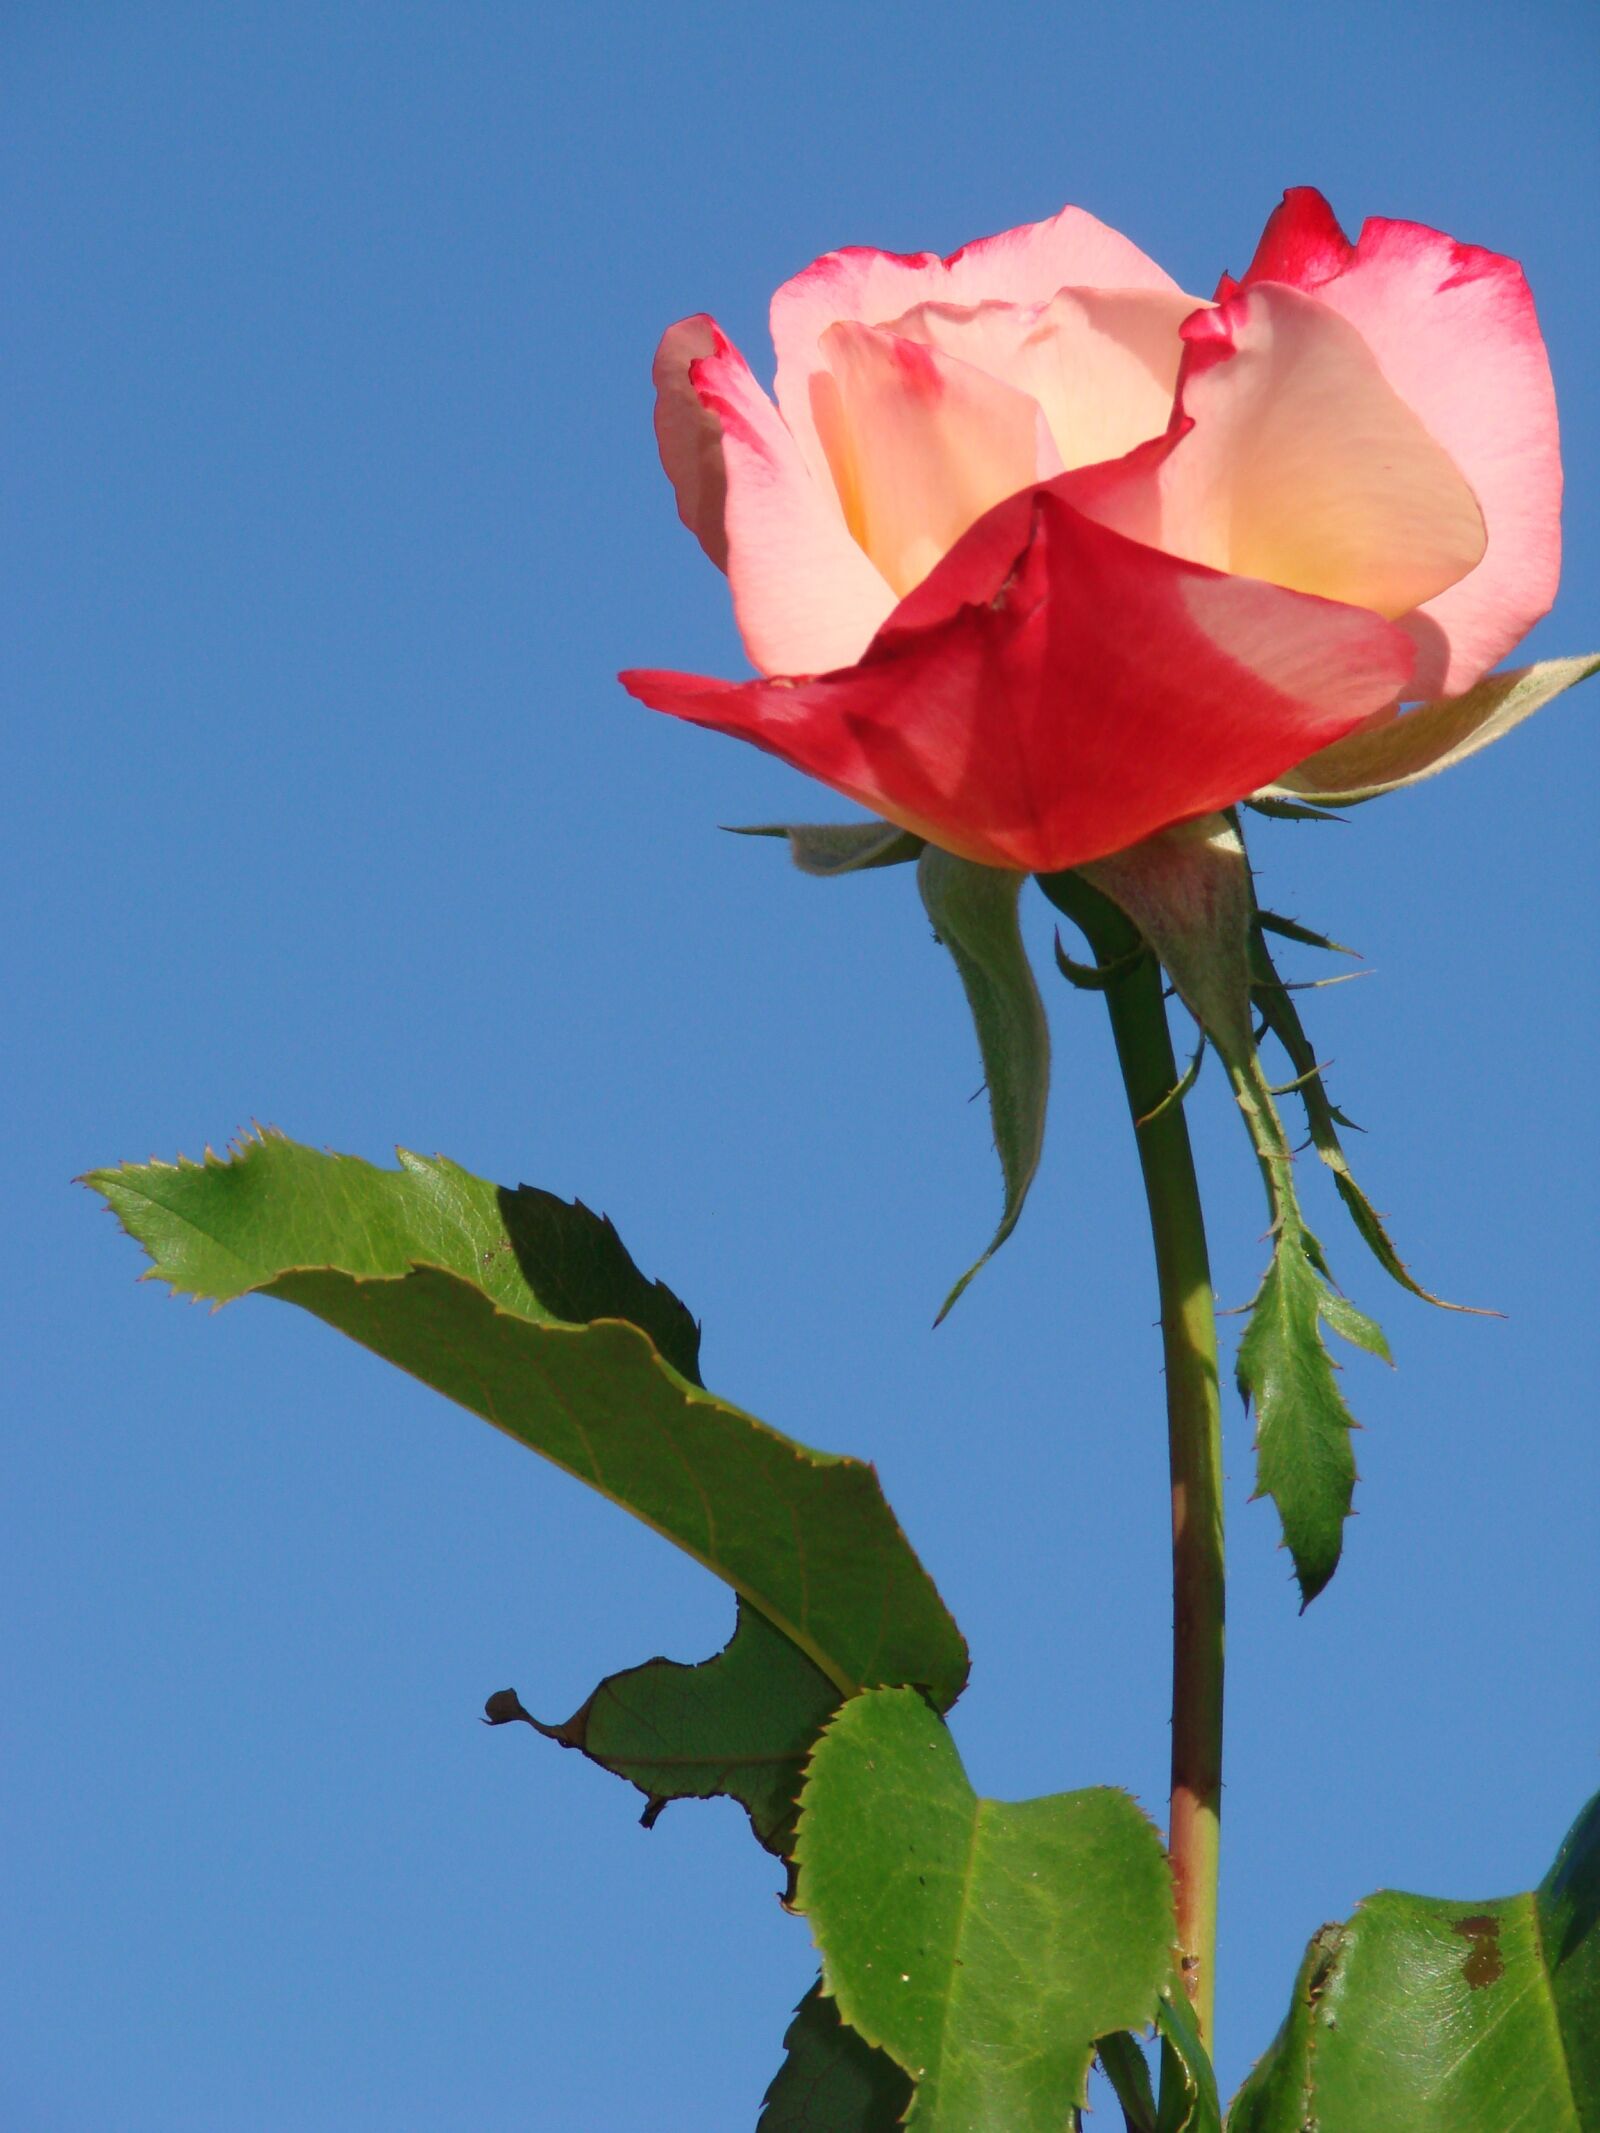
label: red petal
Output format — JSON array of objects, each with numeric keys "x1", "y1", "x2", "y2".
[
  {"x1": 622, "y1": 490, "x2": 1414, "y2": 874},
  {"x1": 1232, "y1": 187, "x2": 1353, "y2": 294}
]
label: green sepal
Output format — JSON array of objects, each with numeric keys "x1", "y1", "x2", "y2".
[
  {"x1": 1229, "y1": 1792, "x2": 1600, "y2": 2130},
  {"x1": 794, "y1": 1686, "x2": 1174, "y2": 2132},
  {"x1": 731, "y1": 820, "x2": 926, "y2": 876},
  {"x1": 1265, "y1": 653, "x2": 1600, "y2": 807},
  {"x1": 1136, "y1": 1035, "x2": 1206, "y2": 1130},
  {"x1": 758, "y1": 1982, "x2": 913, "y2": 2132},
  {"x1": 1077, "y1": 814, "x2": 1256, "y2": 1057},
  {"x1": 1242, "y1": 794, "x2": 1346, "y2": 822},
  {"x1": 85, "y1": 1134, "x2": 969, "y2": 1710},
  {"x1": 918, "y1": 850, "x2": 1051, "y2": 1320},
  {"x1": 1053, "y1": 930, "x2": 1151, "y2": 992}
]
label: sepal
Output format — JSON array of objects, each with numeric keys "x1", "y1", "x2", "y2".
[
  {"x1": 1264, "y1": 653, "x2": 1599, "y2": 807},
  {"x1": 732, "y1": 820, "x2": 926, "y2": 876},
  {"x1": 918, "y1": 851, "x2": 1051, "y2": 1319}
]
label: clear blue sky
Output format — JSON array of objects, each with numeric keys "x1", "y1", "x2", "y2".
[{"x1": 8, "y1": 3, "x2": 1598, "y2": 2126}]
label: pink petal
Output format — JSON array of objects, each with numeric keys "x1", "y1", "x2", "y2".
[
  {"x1": 621, "y1": 487, "x2": 1414, "y2": 874},
  {"x1": 686, "y1": 331, "x2": 898, "y2": 676},
  {"x1": 811, "y1": 321, "x2": 1056, "y2": 597},
  {"x1": 1237, "y1": 193, "x2": 1561, "y2": 695},
  {"x1": 652, "y1": 316, "x2": 732, "y2": 569},
  {"x1": 883, "y1": 287, "x2": 1197, "y2": 472},
  {"x1": 770, "y1": 204, "x2": 1179, "y2": 476},
  {"x1": 1063, "y1": 282, "x2": 1485, "y2": 622}
]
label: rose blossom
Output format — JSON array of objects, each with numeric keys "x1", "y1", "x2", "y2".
[{"x1": 621, "y1": 190, "x2": 1559, "y2": 874}]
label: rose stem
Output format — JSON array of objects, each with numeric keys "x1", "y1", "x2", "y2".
[{"x1": 1040, "y1": 872, "x2": 1225, "y2": 2052}]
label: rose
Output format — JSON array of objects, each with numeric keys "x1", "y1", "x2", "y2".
[{"x1": 620, "y1": 190, "x2": 1561, "y2": 873}]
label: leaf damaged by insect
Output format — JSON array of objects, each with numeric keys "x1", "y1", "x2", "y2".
[{"x1": 484, "y1": 1602, "x2": 841, "y2": 1859}]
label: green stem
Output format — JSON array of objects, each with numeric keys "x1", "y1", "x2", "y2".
[{"x1": 1041, "y1": 874, "x2": 1226, "y2": 2052}]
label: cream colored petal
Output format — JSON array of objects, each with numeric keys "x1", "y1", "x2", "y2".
[
  {"x1": 813, "y1": 321, "x2": 1053, "y2": 597},
  {"x1": 1017, "y1": 288, "x2": 1197, "y2": 469},
  {"x1": 770, "y1": 203, "x2": 1179, "y2": 478},
  {"x1": 1078, "y1": 284, "x2": 1486, "y2": 620},
  {"x1": 1185, "y1": 285, "x2": 1486, "y2": 614},
  {"x1": 887, "y1": 287, "x2": 1196, "y2": 474}
]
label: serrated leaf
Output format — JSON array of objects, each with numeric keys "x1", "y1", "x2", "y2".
[
  {"x1": 758, "y1": 1981, "x2": 914, "y2": 2132},
  {"x1": 917, "y1": 850, "x2": 1051, "y2": 1319},
  {"x1": 732, "y1": 820, "x2": 926, "y2": 876},
  {"x1": 86, "y1": 1133, "x2": 968, "y2": 1710},
  {"x1": 1265, "y1": 653, "x2": 1600, "y2": 807},
  {"x1": 1229, "y1": 1792, "x2": 1600, "y2": 2131},
  {"x1": 485, "y1": 1600, "x2": 840, "y2": 1858},
  {"x1": 794, "y1": 1687, "x2": 1173, "y2": 2132},
  {"x1": 1235, "y1": 1247, "x2": 1360, "y2": 1606}
]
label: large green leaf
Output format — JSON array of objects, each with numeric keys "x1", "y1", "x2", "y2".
[
  {"x1": 758, "y1": 1982, "x2": 914, "y2": 2132},
  {"x1": 484, "y1": 1600, "x2": 839, "y2": 1859},
  {"x1": 794, "y1": 1687, "x2": 1173, "y2": 2132},
  {"x1": 917, "y1": 850, "x2": 1051, "y2": 1319},
  {"x1": 1230, "y1": 1792, "x2": 1600, "y2": 2131},
  {"x1": 87, "y1": 1134, "x2": 968, "y2": 1710}
]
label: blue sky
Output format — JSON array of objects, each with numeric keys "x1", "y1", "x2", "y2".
[{"x1": 8, "y1": 2, "x2": 1598, "y2": 2126}]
